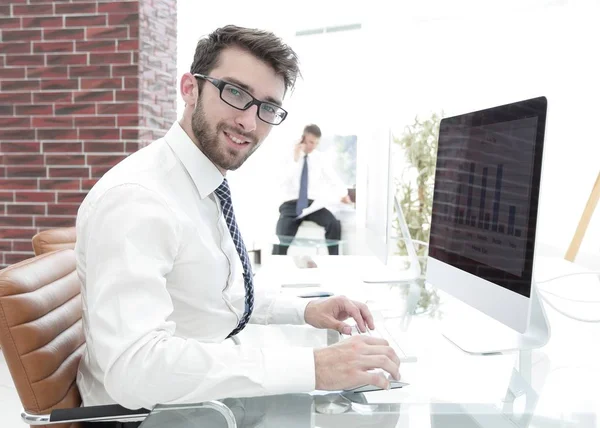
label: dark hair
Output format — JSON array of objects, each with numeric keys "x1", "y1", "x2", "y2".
[
  {"x1": 303, "y1": 124, "x2": 321, "y2": 138},
  {"x1": 190, "y1": 25, "x2": 300, "y2": 94}
]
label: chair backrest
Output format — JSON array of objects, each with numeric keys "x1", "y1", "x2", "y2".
[
  {"x1": 0, "y1": 249, "x2": 84, "y2": 428},
  {"x1": 32, "y1": 227, "x2": 77, "y2": 256}
]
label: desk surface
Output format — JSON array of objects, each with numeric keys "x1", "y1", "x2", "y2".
[{"x1": 142, "y1": 255, "x2": 600, "y2": 427}]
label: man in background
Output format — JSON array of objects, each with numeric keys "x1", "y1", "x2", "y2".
[{"x1": 273, "y1": 124, "x2": 352, "y2": 255}]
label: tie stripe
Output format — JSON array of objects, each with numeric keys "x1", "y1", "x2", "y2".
[{"x1": 215, "y1": 179, "x2": 254, "y2": 338}]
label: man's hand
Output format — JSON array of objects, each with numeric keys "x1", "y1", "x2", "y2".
[
  {"x1": 340, "y1": 195, "x2": 352, "y2": 204},
  {"x1": 293, "y1": 141, "x2": 305, "y2": 162},
  {"x1": 314, "y1": 335, "x2": 401, "y2": 391},
  {"x1": 304, "y1": 295, "x2": 374, "y2": 335}
]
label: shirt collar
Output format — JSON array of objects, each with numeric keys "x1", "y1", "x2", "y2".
[{"x1": 164, "y1": 121, "x2": 224, "y2": 199}]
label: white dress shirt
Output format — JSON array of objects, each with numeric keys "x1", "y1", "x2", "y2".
[
  {"x1": 75, "y1": 122, "x2": 315, "y2": 410},
  {"x1": 280, "y1": 150, "x2": 348, "y2": 203}
]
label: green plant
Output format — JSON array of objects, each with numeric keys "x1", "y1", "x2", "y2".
[{"x1": 393, "y1": 112, "x2": 442, "y2": 260}]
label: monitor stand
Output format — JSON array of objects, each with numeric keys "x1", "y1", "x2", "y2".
[{"x1": 442, "y1": 283, "x2": 550, "y2": 355}]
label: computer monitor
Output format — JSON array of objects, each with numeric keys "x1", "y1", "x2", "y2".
[{"x1": 426, "y1": 96, "x2": 550, "y2": 354}]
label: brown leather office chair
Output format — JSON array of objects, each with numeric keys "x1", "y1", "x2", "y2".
[
  {"x1": 0, "y1": 249, "x2": 149, "y2": 427},
  {"x1": 32, "y1": 227, "x2": 77, "y2": 256}
]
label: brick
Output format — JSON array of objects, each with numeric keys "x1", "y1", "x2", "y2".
[
  {"x1": 97, "y1": 102, "x2": 137, "y2": 115},
  {"x1": 0, "y1": 117, "x2": 31, "y2": 128},
  {"x1": 35, "y1": 216, "x2": 75, "y2": 228},
  {"x1": 86, "y1": 26, "x2": 129, "y2": 40},
  {"x1": 38, "y1": 128, "x2": 78, "y2": 140},
  {"x1": 2, "y1": 216, "x2": 33, "y2": 227},
  {"x1": 47, "y1": 53, "x2": 88, "y2": 66},
  {"x1": 55, "y1": 2, "x2": 97, "y2": 14},
  {"x1": 41, "y1": 79, "x2": 79, "y2": 90},
  {"x1": 0, "y1": 68, "x2": 26, "y2": 79},
  {"x1": 44, "y1": 28, "x2": 85, "y2": 40},
  {"x1": 34, "y1": 91, "x2": 72, "y2": 103},
  {"x1": 81, "y1": 78, "x2": 123, "y2": 90},
  {"x1": 1, "y1": 130, "x2": 37, "y2": 141},
  {"x1": 129, "y1": 25, "x2": 139, "y2": 39},
  {"x1": 90, "y1": 52, "x2": 131, "y2": 65},
  {"x1": 6, "y1": 55, "x2": 45, "y2": 66},
  {"x1": 27, "y1": 66, "x2": 69, "y2": 79},
  {"x1": 79, "y1": 128, "x2": 119, "y2": 140},
  {"x1": 48, "y1": 203, "x2": 80, "y2": 216},
  {"x1": 121, "y1": 129, "x2": 138, "y2": 139},
  {"x1": 2, "y1": 29, "x2": 42, "y2": 42},
  {"x1": 112, "y1": 65, "x2": 137, "y2": 77},
  {"x1": 22, "y1": 16, "x2": 63, "y2": 28},
  {"x1": 33, "y1": 41, "x2": 74, "y2": 53},
  {"x1": 74, "y1": 116, "x2": 116, "y2": 127},
  {"x1": 116, "y1": 90, "x2": 137, "y2": 101},
  {"x1": 13, "y1": 241, "x2": 35, "y2": 252},
  {"x1": 117, "y1": 115, "x2": 140, "y2": 127},
  {"x1": 42, "y1": 142, "x2": 82, "y2": 152},
  {"x1": 69, "y1": 65, "x2": 111, "y2": 78},
  {"x1": 32, "y1": 116, "x2": 74, "y2": 128},
  {"x1": 15, "y1": 191, "x2": 55, "y2": 203},
  {"x1": 0, "y1": 106, "x2": 13, "y2": 115},
  {"x1": 3, "y1": 154, "x2": 43, "y2": 165},
  {"x1": 6, "y1": 166, "x2": 46, "y2": 178},
  {"x1": 0, "y1": 179, "x2": 38, "y2": 190},
  {"x1": 65, "y1": 14, "x2": 106, "y2": 27},
  {"x1": 84, "y1": 142, "x2": 124, "y2": 152},
  {"x1": 45, "y1": 154, "x2": 85, "y2": 166},
  {"x1": 74, "y1": 90, "x2": 114, "y2": 102},
  {"x1": 0, "y1": 92, "x2": 32, "y2": 103},
  {"x1": 98, "y1": 1, "x2": 138, "y2": 13},
  {"x1": 15, "y1": 104, "x2": 53, "y2": 116},
  {"x1": 91, "y1": 165, "x2": 112, "y2": 178},
  {"x1": 0, "y1": 228, "x2": 36, "y2": 240},
  {"x1": 0, "y1": 192, "x2": 14, "y2": 202},
  {"x1": 1, "y1": 79, "x2": 40, "y2": 91},
  {"x1": 55, "y1": 103, "x2": 95, "y2": 115},
  {"x1": 6, "y1": 204, "x2": 45, "y2": 215},
  {"x1": 12, "y1": 4, "x2": 54, "y2": 15},
  {"x1": 82, "y1": 179, "x2": 98, "y2": 190},
  {"x1": 0, "y1": 142, "x2": 40, "y2": 153},
  {"x1": 124, "y1": 77, "x2": 138, "y2": 89},
  {"x1": 0, "y1": 42, "x2": 31, "y2": 54},
  {"x1": 39, "y1": 179, "x2": 80, "y2": 190},
  {"x1": 76, "y1": 40, "x2": 116, "y2": 52},
  {"x1": 0, "y1": 18, "x2": 21, "y2": 29},
  {"x1": 56, "y1": 192, "x2": 87, "y2": 203},
  {"x1": 108, "y1": 13, "x2": 139, "y2": 26},
  {"x1": 87, "y1": 154, "x2": 127, "y2": 166},
  {"x1": 117, "y1": 40, "x2": 138, "y2": 51},
  {"x1": 48, "y1": 167, "x2": 89, "y2": 179},
  {"x1": 5, "y1": 252, "x2": 35, "y2": 265}
]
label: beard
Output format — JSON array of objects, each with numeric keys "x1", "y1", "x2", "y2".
[{"x1": 190, "y1": 103, "x2": 260, "y2": 171}]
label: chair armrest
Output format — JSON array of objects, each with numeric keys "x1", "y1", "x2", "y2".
[{"x1": 22, "y1": 404, "x2": 150, "y2": 425}]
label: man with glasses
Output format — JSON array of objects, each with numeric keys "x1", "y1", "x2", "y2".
[{"x1": 75, "y1": 25, "x2": 401, "y2": 420}]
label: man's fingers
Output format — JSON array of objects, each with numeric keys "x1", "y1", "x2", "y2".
[
  {"x1": 356, "y1": 301, "x2": 375, "y2": 330},
  {"x1": 357, "y1": 371, "x2": 390, "y2": 390},
  {"x1": 343, "y1": 300, "x2": 367, "y2": 333},
  {"x1": 360, "y1": 355, "x2": 401, "y2": 381},
  {"x1": 361, "y1": 345, "x2": 401, "y2": 367}
]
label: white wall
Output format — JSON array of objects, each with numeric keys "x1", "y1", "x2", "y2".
[{"x1": 175, "y1": 0, "x2": 600, "y2": 266}]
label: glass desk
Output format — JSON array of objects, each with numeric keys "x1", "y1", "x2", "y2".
[{"x1": 141, "y1": 255, "x2": 600, "y2": 427}]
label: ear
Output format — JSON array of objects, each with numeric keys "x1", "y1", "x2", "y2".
[{"x1": 180, "y1": 72, "x2": 198, "y2": 107}]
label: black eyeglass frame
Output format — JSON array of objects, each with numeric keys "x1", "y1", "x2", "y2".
[{"x1": 193, "y1": 73, "x2": 288, "y2": 125}]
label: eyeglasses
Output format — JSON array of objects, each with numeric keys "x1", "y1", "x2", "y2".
[{"x1": 193, "y1": 73, "x2": 288, "y2": 125}]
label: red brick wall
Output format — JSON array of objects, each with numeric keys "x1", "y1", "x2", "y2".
[{"x1": 0, "y1": 0, "x2": 177, "y2": 268}]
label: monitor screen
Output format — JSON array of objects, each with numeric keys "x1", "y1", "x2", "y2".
[{"x1": 429, "y1": 97, "x2": 547, "y2": 298}]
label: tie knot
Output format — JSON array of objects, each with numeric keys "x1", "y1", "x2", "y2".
[{"x1": 215, "y1": 179, "x2": 231, "y2": 203}]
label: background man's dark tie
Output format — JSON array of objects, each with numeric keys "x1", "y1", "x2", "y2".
[{"x1": 296, "y1": 154, "x2": 309, "y2": 216}]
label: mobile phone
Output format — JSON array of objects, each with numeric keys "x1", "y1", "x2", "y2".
[
  {"x1": 345, "y1": 381, "x2": 408, "y2": 393},
  {"x1": 298, "y1": 291, "x2": 333, "y2": 298}
]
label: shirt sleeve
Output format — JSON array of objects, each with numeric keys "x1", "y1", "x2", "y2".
[{"x1": 80, "y1": 184, "x2": 315, "y2": 410}]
